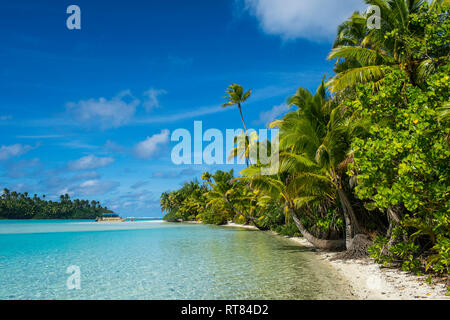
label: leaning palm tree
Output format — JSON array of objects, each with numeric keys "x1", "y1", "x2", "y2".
[
  {"x1": 240, "y1": 167, "x2": 345, "y2": 250},
  {"x1": 268, "y1": 81, "x2": 368, "y2": 249}
]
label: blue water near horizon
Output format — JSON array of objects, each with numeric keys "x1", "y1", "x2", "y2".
[{"x1": 0, "y1": 220, "x2": 352, "y2": 300}]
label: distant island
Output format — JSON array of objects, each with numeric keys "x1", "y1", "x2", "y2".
[{"x1": 0, "y1": 188, "x2": 113, "y2": 219}]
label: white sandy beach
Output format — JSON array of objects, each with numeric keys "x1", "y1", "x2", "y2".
[
  {"x1": 286, "y1": 236, "x2": 449, "y2": 300},
  {"x1": 222, "y1": 222, "x2": 259, "y2": 230},
  {"x1": 220, "y1": 223, "x2": 448, "y2": 299}
]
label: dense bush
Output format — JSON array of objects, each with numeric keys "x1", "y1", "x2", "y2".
[{"x1": 349, "y1": 67, "x2": 450, "y2": 274}]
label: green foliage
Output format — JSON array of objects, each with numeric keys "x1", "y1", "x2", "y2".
[
  {"x1": 328, "y1": 0, "x2": 450, "y2": 92},
  {"x1": 427, "y1": 235, "x2": 450, "y2": 274},
  {"x1": 161, "y1": 170, "x2": 259, "y2": 226},
  {"x1": 0, "y1": 189, "x2": 111, "y2": 219},
  {"x1": 163, "y1": 209, "x2": 183, "y2": 222},
  {"x1": 274, "y1": 222, "x2": 302, "y2": 237},
  {"x1": 160, "y1": 179, "x2": 208, "y2": 221},
  {"x1": 316, "y1": 209, "x2": 344, "y2": 232},
  {"x1": 369, "y1": 231, "x2": 422, "y2": 273},
  {"x1": 368, "y1": 235, "x2": 393, "y2": 266},
  {"x1": 234, "y1": 215, "x2": 247, "y2": 225},
  {"x1": 200, "y1": 209, "x2": 229, "y2": 226},
  {"x1": 350, "y1": 65, "x2": 450, "y2": 274},
  {"x1": 159, "y1": 0, "x2": 449, "y2": 282},
  {"x1": 258, "y1": 200, "x2": 285, "y2": 230}
]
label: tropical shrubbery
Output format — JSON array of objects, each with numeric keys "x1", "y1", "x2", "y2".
[
  {"x1": 0, "y1": 189, "x2": 112, "y2": 219},
  {"x1": 349, "y1": 66, "x2": 450, "y2": 274},
  {"x1": 162, "y1": 0, "x2": 449, "y2": 282}
]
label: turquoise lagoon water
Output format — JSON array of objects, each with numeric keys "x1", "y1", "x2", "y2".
[{"x1": 0, "y1": 220, "x2": 353, "y2": 300}]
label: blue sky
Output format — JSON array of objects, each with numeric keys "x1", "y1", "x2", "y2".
[{"x1": 0, "y1": 0, "x2": 365, "y2": 216}]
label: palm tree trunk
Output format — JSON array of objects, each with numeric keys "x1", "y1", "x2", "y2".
[
  {"x1": 337, "y1": 188, "x2": 357, "y2": 249},
  {"x1": 289, "y1": 207, "x2": 345, "y2": 250},
  {"x1": 238, "y1": 103, "x2": 248, "y2": 132},
  {"x1": 238, "y1": 103, "x2": 250, "y2": 168},
  {"x1": 387, "y1": 206, "x2": 401, "y2": 224},
  {"x1": 386, "y1": 206, "x2": 402, "y2": 251}
]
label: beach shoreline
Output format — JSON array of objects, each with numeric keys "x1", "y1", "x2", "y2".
[
  {"x1": 218, "y1": 222, "x2": 448, "y2": 300},
  {"x1": 221, "y1": 222, "x2": 259, "y2": 230},
  {"x1": 284, "y1": 235, "x2": 449, "y2": 300}
]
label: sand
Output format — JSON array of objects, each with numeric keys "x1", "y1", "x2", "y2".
[
  {"x1": 286, "y1": 236, "x2": 449, "y2": 300},
  {"x1": 222, "y1": 222, "x2": 259, "y2": 230}
]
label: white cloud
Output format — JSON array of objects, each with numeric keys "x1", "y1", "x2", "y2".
[
  {"x1": 104, "y1": 140, "x2": 127, "y2": 154},
  {"x1": 257, "y1": 103, "x2": 290, "y2": 126},
  {"x1": 74, "y1": 179, "x2": 120, "y2": 196},
  {"x1": 0, "y1": 144, "x2": 34, "y2": 160},
  {"x1": 73, "y1": 171, "x2": 100, "y2": 180},
  {"x1": 39, "y1": 170, "x2": 105, "y2": 197},
  {"x1": 66, "y1": 90, "x2": 140, "y2": 129},
  {"x1": 143, "y1": 88, "x2": 167, "y2": 111},
  {"x1": 104, "y1": 190, "x2": 160, "y2": 214},
  {"x1": 241, "y1": 0, "x2": 363, "y2": 41},
  {"x1": 133, "y1": 130, "x2": 170, "y2": 159},
  {"x1": 68, "y1": 155, "x2": 115, "y2": 170}
]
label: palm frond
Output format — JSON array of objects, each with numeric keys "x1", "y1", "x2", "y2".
[
  {"x1": 327, "y1": 65, "x2": 385, "y2": 93},
  {"x1": 328, "y1": 46, "x2": 394, "y2": 67}
]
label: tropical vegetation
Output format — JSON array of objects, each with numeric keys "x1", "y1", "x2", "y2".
[
  {"x1": 162, "y1": 0, "x2": 449, "y2": 286},
  {"x1": 0, "y1": 189, "x2": 112, "y2": 219}
]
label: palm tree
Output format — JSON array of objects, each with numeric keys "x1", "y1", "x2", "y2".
[
  {"x1": 240, "y1": 166, "x2": 345, "y2": 249},
  {"x1": 222, "y1": 84, "x2": 252, "y2": 166},
  {"x1": 160, "y1": 192, "x2": 171, "y2": 213},
  {"x1": 327, "y1": 0, "x2": 449, "y2": 93},
  {"x1": 201, "y1": 170, "x2": 265, "y2": 229},
  {"x1": 267, "y1": 81, "x2": 367, "y2": 249},
  {"x1": 227, "y1": 131, "x2": 259, "y2": 167},
  {"x1": 222, "y1": 84, "x2": 252, "y2": 131}
]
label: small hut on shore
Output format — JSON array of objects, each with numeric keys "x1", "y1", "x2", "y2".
[{"x1": 96, "y1": 214, "x2": 125, "y2": 222}]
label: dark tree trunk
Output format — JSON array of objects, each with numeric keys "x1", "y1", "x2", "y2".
[
  {"x1": 238, "y1": 103, "x2": 250, "y2": 168},
  {"x1": 238, "y1": 103, "x2": 248, "y2": 132},
  {"x1": 337, "y1": 188, "x2": 361, "y2": 249},
  {"x1": 289, "y1": 208, "x2": 345, "y2": 250}
]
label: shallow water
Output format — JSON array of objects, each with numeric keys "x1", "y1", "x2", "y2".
[{"x1": 0, "y1": 220, "x2": 352, "y2": 300}]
